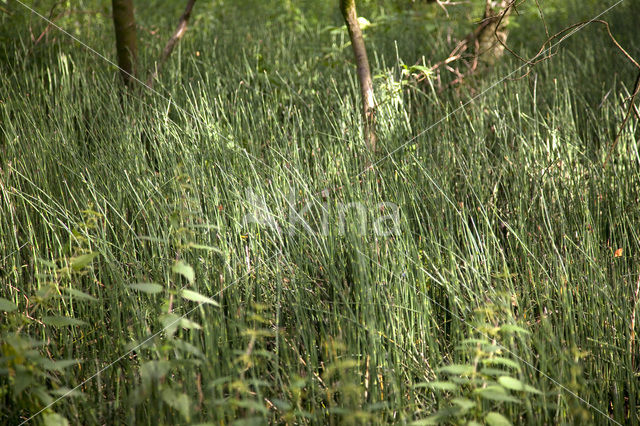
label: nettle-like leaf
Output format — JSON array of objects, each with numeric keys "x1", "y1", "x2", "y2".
[
  {"x1": 128, "y1": 282, "x2": 164, "y2": 294},
  {"x1": 42, "y1": 315, "x2": 87, "y2": 327},
  {"x1": 0, "y1": 297, "x2": 18, "y2": 312},
  {"x1": 436, "y1": 364, "x2": 475, "y2": 376},
  {"x1": 485, "y1": 411, "x2": 513, "y2": 426},
  {"x1": 140, "y1": 360, "x2": 172, "y2": 385},
  {"x1": 62, "y1": 287, "x2": 98, "y2": 302},
  {"x1": 161, "y1": 387, "x2": 192, "y2": 422},
  {"x1": 180, "y1": 289, "x2": 219, "y2": 306},
  {"x1": 172, "y1": 260, "x2": 195, "y2": 283},
  {"x1": 160, "y1": 313, "x2": 202, "y2": 338},
  {"x1": 70, "y1": 252, "x2": 99, "y2": 271},
  {"x1": 498, "y1": 376, "x2": 541, "y2": 394}
]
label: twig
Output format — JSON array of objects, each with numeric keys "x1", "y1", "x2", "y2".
[
  {"x1": 146, "y1": 0, "x2": 197, "y2": 88},
  {"x1": 604, "y1": 71, "x2": 640, "y2": 167}
]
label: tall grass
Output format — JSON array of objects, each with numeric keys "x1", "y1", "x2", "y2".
[{"x1": 1, "y1": 0, "x2": 639, "y2": 424}]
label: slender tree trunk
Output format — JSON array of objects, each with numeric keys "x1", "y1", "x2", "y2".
[
  {"x1": 340, "y1": 0, "x2": 376, "y2": 152},
  {"x1": 147, "y1": 0, "x2": 197, "y2": 88},
  {"x1": 112, "y1": 0, "x2": 138, "y2": 88},
  {"x1": 476, "y1": 0, "x2": 511, "y2": 66}
]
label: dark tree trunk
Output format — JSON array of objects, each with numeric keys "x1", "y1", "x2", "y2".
[
  {"x1": 340, "y1": 0, "x2": 376, "y2": 152},
  {"x1": 112, "y1": 0, "x2": 138, "y2": 88}
]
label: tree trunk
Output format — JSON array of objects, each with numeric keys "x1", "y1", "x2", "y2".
[
  {"x1": 476, "y1": 0, "x2": 511, "y2": 66},
  {"x1": 112, "y1": 0, "x2": 138, "y2": 88},
  {"x1": 340, "y1": 0, "x2": 376, "y2": 152}
]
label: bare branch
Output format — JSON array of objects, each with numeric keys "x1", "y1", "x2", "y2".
[{"x1": 147, "y1": 0, "x2": 197, "y2": 88}]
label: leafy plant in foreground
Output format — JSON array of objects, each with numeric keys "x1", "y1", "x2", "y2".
[
  {"x1": 0, "y1": 207, "x2": 103, "y2": 425},
  {"x1": 414, "y1": 296, "x2": 541, "y2": 425}
]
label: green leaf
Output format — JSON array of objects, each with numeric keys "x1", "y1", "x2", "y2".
[
  {"x1": 481, "y1": 368, "x2": 512, "y2": 377},
  {"x1": 451, "y1": 397, "x2": 476, "y2": 412},
  {"x1": 40, "y1": 359, "x2": 82, "y2": 371},
  {"x1": 422, "y1": 381, "x2": 457, "y2": 391},
  {"x1": 42, "y1": 412, "x2": 70, "y2": 426},
  {"x1": 498, "y1": 376, "x2": 541, "y2": 394},
  {"x1": 482, "y1": 357, "x2": 521, "y2": 371},
  {"x1": 70, "y1": 252, "x2": 99, "y2": 271},
  {"x1": 409, "y1": 418, "x2": 439, "y2": 425},
  {"x1": 50, "y1": 387, "x2": 82, "y2": 398},
  {"x1": 474, "y1": 386, "x2": 520, "y2": 403},
  {"x1": 499, "y1": 324, "x2": 531, "y2": 335},
  {"x1": 497, "y1": 376, "x2": 525, "y2": 391},
  {"x1": 127, "y1": 283, "x2": 164, "y2": 294},
  {"x1": 172, "y1": 261, "x2": 195, "y2": 283},
  {"x1": 270, "y1": 398, "x2": 292, "y2": 411},
  {"x1": 485, "y1": 412, "x2": 512, "y2": 426},
  {"x1": 187, "y1": 242, "x2": 223, "y2": 254},
  {"x1": 180, "y1": 289, "x2": 219, "y2": 306},
  {"x1": 37, "y1": 257, "x2": 57, "y2": 268},
  {"x1": 161, "y1": 388, "x2": 192, "y2": 421},
  {"x1": 172, "y1": 338, "x2": 204, "y2": 358},
  {"x1": 42, "y1": 316, "x2": 87, "y2": 327},
  {"x1": 437, "y1": 364, "x2": 475, "y2": 375},
  {"x1": 62, "y1": 287, "x2": 97, "y2": 302},
  {"x1": 140, "y1": 360, "x2": 171, "y2": 383},
  {"x1": 160, "y1": 313, "x2": 202, "y2": 338},
  {"x1": 0, "y1": 297, "x2": 18, "y2": 312}
]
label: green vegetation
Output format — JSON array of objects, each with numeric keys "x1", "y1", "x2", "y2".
[{"x1": 1, "y1": 0, "x2": 639, "y2": 424}]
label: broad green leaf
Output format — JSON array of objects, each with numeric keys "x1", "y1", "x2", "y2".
[
  {"x1": 498, "y1": 376, "x2": 525, "y2": 391},
  {"x1": 128, "y1": 283, "x2": 164, "y2": 294},
  {"x1": 187, "y1": 242, "x2": 223, "y2": 253},
  {"x1": 37, "y1": 257, "x2": 57, "y2": 268},
  {"x1": 70, "y1": 252, "x2": 99, "y2": 270},
  {"x1": 161, "y1": 388, "x2": 192, "y2": 421},
  {"x1": 460, "y1": 338, "x2": 490, "y2": 346},
  {"x1": 498, "y1": 376, "x2": 541, "y2": 394},
  {"x1": 270, "y1": 398, "x2": 292, "y2": 411},
  {"x1": 499, "y1": 324, "x2": 531, "y2": 335},
  {"x1": 160, "y1": 313, "x2": 202, "y2": 338},
  {"x1": 423, "y1": 381, "x2": 457, "y2": 391},
  {"x1": 180, "y1": 289, "x2": 219, "y2": 306},
  {"x1": 62, "y1": 287, "x2": 97, "y2": 302},
  {"x1": 42, "y1": 316, "x2": 86, "y2": 327},
  {"x1": 437, "y1": 364, "x2": 475, "y2": 375},
  {"x1": 140, "y1": 360, "x2": 171, "y2": 383},
  {"x1": 14, "y1": 371, "x2": 35, "y2": 395},
  {"x1": 0, "y1": 297, "x2": 18, "y2": 312},
  {"x1": 482, "y1": 357, "x2": 521, "y2": 371},
  {"x1": 409, "y1": 418, "x2": 439, "y2": 425},
  {"x1": 42, "y1": 412, "x2": 70, "y2": 426},
  {"x1": 172, "y1": 338, "x2": 204, "y2": 358},
  {"x1": 485, "y1": 412, "x2": 512, "y2": 426},
  {"x1": 50, "y1": 387, "x2": 82, "y2": 398},
  {"x1": 481, "y1": 368, "x2": 512, "y2": 377},
  {"x1": 451, "y1": 397, "x2": 476, "y2": 412},
  {"x1": 172, "y1": 261, "x2": 194, "y2": 283},
  {"x1": 40, "y1": 359, "x2": 82, "y2": 371},
  {"x1": 474, "y1": 386, "x2": 520, "y2": 403}
]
